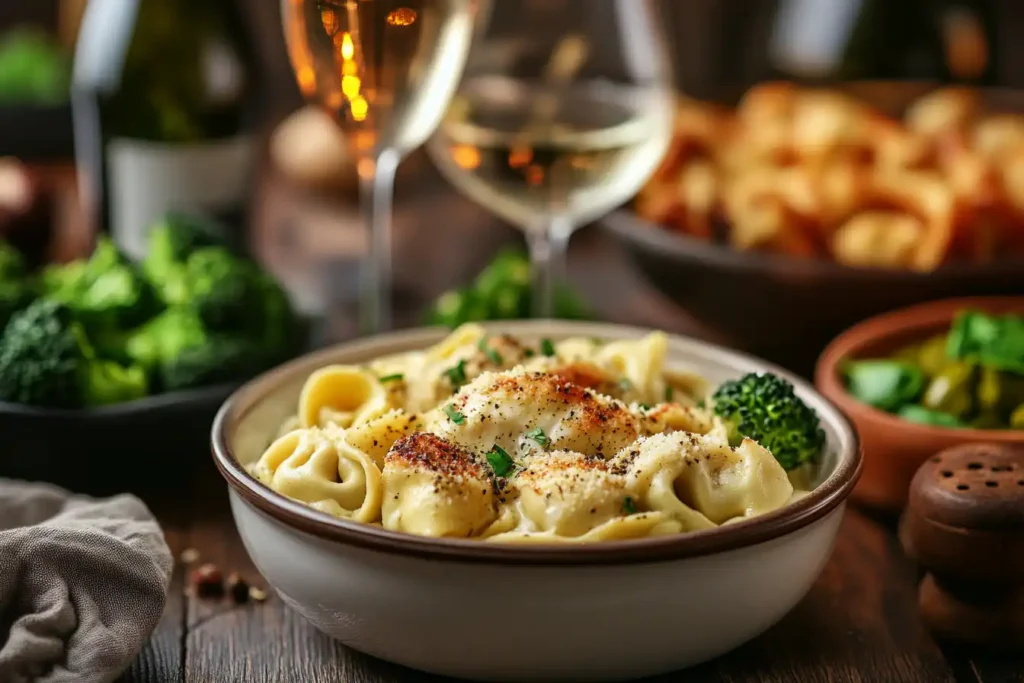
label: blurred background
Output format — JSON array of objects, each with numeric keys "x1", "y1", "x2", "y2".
[
  {"x1": 1, "y1": 0, "x2": 1024, "y2": 352},
  {"x1": 4, "y1": 0, "x2": 1024, "y2": 488}
]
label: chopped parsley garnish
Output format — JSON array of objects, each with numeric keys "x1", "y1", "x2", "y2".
[
  {"x1": 540, "y1": 338, "x2": 556, "y2": 357},
  {"x1": 618, "y1": 378, "x2": 634, "y2": 392},
  {"x1": 444, "y1": 404, "x2": 465, "y2": 424},
  {"x1": 524, "y1": 348, "x2": 536, "y2": 358},
  {"x1": 478, "y1": 337, "x2": 503, "y2": 365},
  {"x1": 486, "y1": 445, "x2": 514, "y2": 477},
  {"x1": 525, "y1": 427, "x2": 548, "y2": 447},
  {"x1": 444, "y1": 360, "x2": 467, "y2": 387},
  {"x1": 379, "y1": 373, "x2": 404, "y2": 383},
  {"x1": 664, "y1": 385, "x2": 675, "y2": 402},
  {"x1": 623, "y1": 496, "x2": 638, "y2": 514},
  {"x1": 638, "y1": 403, "x2": 652, "y2": 411}
]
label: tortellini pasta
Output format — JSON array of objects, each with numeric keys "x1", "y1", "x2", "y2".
[
  {"x1": 382, "y1": 433, "x2": 509, "y2": 538},
  {"x1": 248, "y1": 325, "x2": 812, "y2": 543},
  {"x1": 619, "y1": 432, "x2": 795, "y2": 530},
  {"x1": 251, "y1": 427, "x2": 381, "y2": 523},
  {"x1": 425, "y1": 368, "x2": 643, "y2": 460},
  {"x1": 298, "y1": 365, "x2": 389, "y2": 429}
]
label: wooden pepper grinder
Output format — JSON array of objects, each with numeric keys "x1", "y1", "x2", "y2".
[{"x1": 899, "y1": 442, "x2": 1024, "y2": 650}]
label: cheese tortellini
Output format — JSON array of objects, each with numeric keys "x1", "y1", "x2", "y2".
[
  {"x1": 251, "y1": 427, "x2": 381, "y2": 522},
  {"x1": 248, "y1": 325, "x2": 813, "y2": 543}
]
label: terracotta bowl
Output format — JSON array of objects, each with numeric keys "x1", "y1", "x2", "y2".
[{"x1": 815, "y1": 297, "x2": 1024, "y2": 513}]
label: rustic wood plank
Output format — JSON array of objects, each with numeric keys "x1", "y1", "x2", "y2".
[
  {"x1": 176, "y1": 462, "x2": 438, "y2": 683},
  {"x1": 116, "y1": 495, "x2": 187, "y2": 683},
  {"x1": 945, "y1": 646, "x2": 1024, "y2": 683},
  {"x1": 638, "y1": 511, "x2": 957, "y2": 683}
]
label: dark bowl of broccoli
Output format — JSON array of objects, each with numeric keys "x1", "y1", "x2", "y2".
[{"x1": 0, "y1": 214, "x2": 309, "y2": 495}]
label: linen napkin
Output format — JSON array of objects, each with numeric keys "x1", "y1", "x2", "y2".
[{"x1": 0, "y1": 479, "x2": 172, "y2": 683}]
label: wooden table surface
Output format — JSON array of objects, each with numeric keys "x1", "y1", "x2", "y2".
[{"x1": 114, "y1": 164, "x2": 1024, "y2": 683}]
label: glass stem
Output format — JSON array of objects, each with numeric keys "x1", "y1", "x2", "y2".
[
  {"x1": 527, "y1": 215, "x2": 573, "y2": 319},
  {"x1": 358, "y1": 149, "x2": 400, "y2": 334}
]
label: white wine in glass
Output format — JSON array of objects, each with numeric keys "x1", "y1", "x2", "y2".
[
  {"x1": 428, "y1": 0, "x2": 674, "y2": 317},
  {"x1": 281, "y1": 0, "x2": 482, "y2": 332}
]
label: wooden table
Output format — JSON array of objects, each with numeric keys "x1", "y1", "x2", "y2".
[{"x1": 116, "y1": 166, "x2": 1023, "y2": 683}]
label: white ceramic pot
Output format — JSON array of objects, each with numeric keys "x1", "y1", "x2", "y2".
[{"x1": 213, "y1": 321, "x2": 862, "y2": 682}]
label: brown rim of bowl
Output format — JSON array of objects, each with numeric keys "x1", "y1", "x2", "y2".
[
  {"x1": 603, "y1": 209, "x2": 1024, "y2": 281},
  {"x1": 211, "y1": 321, "x2": 863, "y2": 566},
  {"x1": 815, "y1": 296, "x2": 1024, "y2": 443}
]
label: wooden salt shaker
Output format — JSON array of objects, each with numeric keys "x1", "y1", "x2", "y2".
[{"x1": 899, "y1": 442, "x2": 1024, "y2": 650}]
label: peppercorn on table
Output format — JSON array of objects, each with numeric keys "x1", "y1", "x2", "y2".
[{"x1": 112, "y1": 165, "x2": 1022, "y2": 683}]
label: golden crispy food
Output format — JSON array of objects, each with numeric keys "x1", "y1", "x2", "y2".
[{"x1": 636, "y1": 83, "x2": 1024, "y2": 270}]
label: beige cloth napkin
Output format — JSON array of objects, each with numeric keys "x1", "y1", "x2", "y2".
[{"x1": 0, "y1": 479, "x2": 172, "y2": 683}]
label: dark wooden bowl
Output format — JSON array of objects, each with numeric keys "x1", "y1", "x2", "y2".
[
  {"x1": 0, "y1": 383, "x2": 239, "y2": 497},
  {"x1": 0, "y1": 317, "x2": 317, "y2": 496},
  {"x1": 602, "y1": 82, "x2": 1024, "y2": 374},
  {"x1": 604, "y1": 210, "x2": 1024, "y2": 373}
]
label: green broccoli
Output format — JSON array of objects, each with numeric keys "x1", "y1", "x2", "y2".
[
  {"x1": 0, "y1": 240, "x2": 26, "y2": 280},
  {"x1": 0, "y1": 298, "x2": 150, "y2": 409},
  {"x1": 0, "y1": 279, "x2": 34, "y2": 332},
  {"x1": 41, "y1": 237, "x2": 158, "y2": 331},
  {"x1": 123, "y1": 307, "x2": 207, "y2": 373},
  {"x1": 255, "y1": 271, "x2": 303, "y2": 360},
  {"x1": 425, "y1": 249, "x2": 593, "y2": 328},
  {"x1": 160, "y1": 336, "x2": 265, "y2": 391},
  {"x1": 184, "y1": 247, "x2": 264, "y2": 331},
  {"x1": 711, "y1": 372, "x2": 826, "y2": 471},
  {"x1": 0, "y1": 299, "x2": 86, "y2": 407},
  {"x1": 82, "y1": 360, "x2": 148, "y2": 407},
  {"x1": 122, "y1": 306, "x2": 275, "y2": 392},
  {"x1": 143, "y1": 212, "x2": 235, "y2": 305}
]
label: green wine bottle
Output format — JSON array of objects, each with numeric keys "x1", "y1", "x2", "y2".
[
  {"x1": 769, "y1": 0, "x2": 996, "y2": 84},
  {"x1": 71, "y1": 0, "x2": 257, "y2": 260}
]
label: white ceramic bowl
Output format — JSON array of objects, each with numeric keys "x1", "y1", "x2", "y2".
[{"x1": 212, "y1": 321, "x2": 862, "y2": 682}]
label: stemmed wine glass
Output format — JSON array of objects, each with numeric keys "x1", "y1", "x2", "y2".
[
  {"x1": 428, "y1": 0, "x2": 675, "y2": 317},
  {"x1": 281, "y1": 0, "x2": 485, "y2": 333}
]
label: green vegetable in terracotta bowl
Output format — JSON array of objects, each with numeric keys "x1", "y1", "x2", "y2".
[{"x1": 841, "y1": 310, "x2": 1024, "y2": 430}]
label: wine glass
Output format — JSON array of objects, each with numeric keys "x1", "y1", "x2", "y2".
[
  {"x1": 428, "y1": 0, "x2": 675, "y2": 317},
  {"x1": 281, "y1": 0, "x2": 484, "y2": 333}
]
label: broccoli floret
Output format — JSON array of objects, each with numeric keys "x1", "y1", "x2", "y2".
[
  {"x1": 256, "y1": 271, "x2": 303, "y2": 360},
  {"x1": 122, "y1": 307, "x2": 273, "y2": 392},
  {"x1": 184, "y1": 247, "x2": 264, "y2": 331},
  {"x1": 82, "y1": 360, "x2": 149, "y2": 407},
  {"x1": 0, "y1": 297, "x2": 151, "y2": 408},
  {"x1": 0, "y1": 299, "x2": 89, "y2": 408},
  {"x1": 711, "y1": 372, "x2": 826, "y2": 470},
  {"x1": 160, "y1": 336, "x2": 265, "y2": 391},
  {"x1": 425, "y1": 249, "x2": 594, "y2": 327},
  {"x1": 179, "y1": 248, "x2": 301, "y2": 360},
  {"x1": 123, "y1": 307, "x2": 207, "y2": 372},
  {"x1": 41, "y1": 237, "x2": 158, "y2": 331},
  {"x1": 0, "y1": 240, "x2": 26, "y2": 280},
  {"x1": 143, "y1": 212, "x2": 235, "y2": 305},
  {"x1": 0, "y1": 279, "x2": 34, "y2": 332}
]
